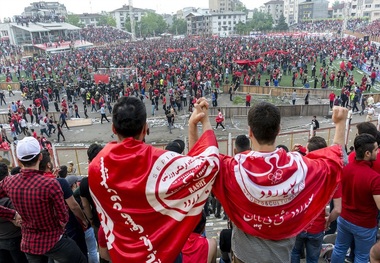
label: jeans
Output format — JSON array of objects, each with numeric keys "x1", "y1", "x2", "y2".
[
  {"x1": 331, "y1": 216, "x2": 377, "y2": 263},
  {"x1": 291, "y1": 231, "x2": 324, "y2": 263},
  {"x1": 85, "y1": 227, "x2": 99, "y2": 263},
  {"x1": 25, "y1": 235, "x2": 87, "y2": 263},
  {"x1": 0, "y1": 236, "x2": 28, "y2": 263}
]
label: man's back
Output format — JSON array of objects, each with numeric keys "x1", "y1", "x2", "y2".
[
  {"x1": 0, "y1": 169, "x2": 68, "y2": 254},
  {"x1": 89, "y1": 130, "x2": 219, "y2": 263}
]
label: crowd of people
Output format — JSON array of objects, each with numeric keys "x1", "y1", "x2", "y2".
[
  {"x1": 295, "y1": 18, "x2": 369, "y2": 34},
  {"x1": 80, "y1": 26, "x2": 131, "y2": 45},
  {"x1": 0, "y1": 20, "x2": 380, "y2": 262}
]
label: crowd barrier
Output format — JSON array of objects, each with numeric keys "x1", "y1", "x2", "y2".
[{"x1": 2, "y1": 119, "x2": 370, "y2": 174}]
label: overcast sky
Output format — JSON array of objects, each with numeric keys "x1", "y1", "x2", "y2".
[{"x1": 1, "y1": 0, "x2": 269, "y2": 20}]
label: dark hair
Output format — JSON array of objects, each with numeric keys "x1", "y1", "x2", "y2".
[
  {"x1": 10, "y1": 166, "x2": 21, "y2": 175},
  {"x1": 276, "y1": 144, "x2": 289, "y2": 152},
  {"x1": 0, "y1": 162, "x2": 8, "y2": 181},
  {"x1": 39, "y1": 149, "x2": 51, "y2": 172},
  {"x1": 20, "y1": 153, "x2": 40, "y2": 167},
  {"x1": 193, "y1": 210, "x2": 207, "y2": 234},
  {"x1": 248, "y1": 102, "x2": 280, "y2": 145},
  {"x1": 58, "y1": 165, "x2": 68, "y2": 178},
  {"x1": 87, "y1": 143, "x2": 104, "y2": 162},
  {"x1": 354, "y1": 133, "x2": 377, "y2": 160},
  {"x1": 357, "y1": 122, "x2": 377, "y2": 137},
  {"x1": 307, "y1": 136, "x2": 327, "y2": 152},
  {"x1": 112, "y1": 97, "x2": 147, "y2": 138},
  {"x1": 235, "y1": 135, "x2": 251, "y2": 153}
]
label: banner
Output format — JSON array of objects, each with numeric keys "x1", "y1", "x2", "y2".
[{"x1": 94, "y1": 74, "x2": 110, "y2": 84}]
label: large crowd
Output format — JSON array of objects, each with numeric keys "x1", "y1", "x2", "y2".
[
  {"x1": 0, "y1": 19, "x2": 380, "y2": 262},
  {"x1": 79, "y1": 26, "x2": 131, "y2": 45}
]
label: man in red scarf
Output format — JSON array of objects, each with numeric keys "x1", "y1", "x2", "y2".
[
  {"x1": 89, "y1": 97, "x2": 219, "y2": 263},
  {"x1": 191, "y1": 102, "x2": 347, "y2": 263}
]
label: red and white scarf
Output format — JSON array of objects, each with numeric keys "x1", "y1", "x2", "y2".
[{"x1": 214, "y1": 145, "x2": 343, "y2": 240}]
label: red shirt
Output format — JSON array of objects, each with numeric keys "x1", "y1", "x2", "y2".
[
  {"x1": 348, "y1": 151, "x2": 380, "y2": 174},
  {"x1": 0, "y1": 169, "x2": 68, "y2": 254},
  {"x1": 182, "y1": 233, "x2": 208, "y2": 263},
  {"x1": 246, "y1": 94, "x2": 251, "y2": 102},
  {"x1": 341, "y1": 160, "x2": 380, "y2": 228},
  {"x1": 306, "y1": 184, "x2": 342, "y2": 234}
]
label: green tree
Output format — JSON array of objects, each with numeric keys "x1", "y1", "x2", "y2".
[
  {"x1": 234, "y1": 2, "x2": 248, "y2": 13},
  {"x1": 140, "y1": 12, "x2": 168, "y2": 37},
  {"x1": 170, "y1": 16, "x2": 187, "y2": 35},
  {"x1": 98, "y1": 15, "x2": 116, "y2": 27},
  {"x1": 332, "y1": 0, "x2": 340, "y2": 8},
  {"x1": 247, "y1": 9, "x2": 273, "y2": 31},
  {"x1": 67, "y1": 14, "x2": 82, "y2": 27},
  {"x1": 275, "y1": 13, "x2": 288, "y2": 31},
  {"x1": 235, "y1": 21, "x2": 249, "y2": 34}
]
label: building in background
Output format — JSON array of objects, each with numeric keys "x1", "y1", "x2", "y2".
[
  {"x1": 209, "y1": 0, "x2": 244, "y2": 13},
  {"x1": 362, "y1": 0, "x2": 380, "y2": 22},
  {"x1": 186, "y1": 9, "x2": 246, "y2": 36},
  {"x1": 264, "y1": 0, "x2": 284, "y2": 27},
  {"x1": 109, "y1": 5, "x2": 154, "y2": 30},
  {"x1": 298, "y1": 0, "x2": 328, "y2": 21},
  {"x1": 176, "y1": 7, "x2": 198, "y2": 20},
  {"x1": 22, "y1": 1, "x2": 68, "y2": 21},
  {"x1": 283, "y1": 0, "x2": 304, "y2": 25},
  {"x1": 77, "y1": 13, "x2": 103, "y2": 27}
]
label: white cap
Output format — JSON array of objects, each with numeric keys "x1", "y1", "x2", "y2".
[{"x1": 16, "y1": 137, "x2": 40, "y2": 161}]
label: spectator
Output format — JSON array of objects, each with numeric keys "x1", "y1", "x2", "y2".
[
  {"x1": 208, "y1": 103, "x2": 347, "y2": 263},
  {"x1": 88, "y1": 97, "x2": 219, "y2": 262},
  {"x1": 0, "y1": 162, "x2": 28, "y2": 263},
  {"x1": 0, "y1": 137, "x2": 87, "y2": 262}
]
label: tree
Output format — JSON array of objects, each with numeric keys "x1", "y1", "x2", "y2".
[
  {"x1": 234, "y1": 2, "x2": 248, "y2": 13},
  {"x1": 235, "y1": 21, "x2": 250, "y2": 34},
  {"x1": 67, "y1": 14, "x2": 82, "y2": 28},
  {"x1": 247, "y1": 10, "x2": 273, "y2": 31},
  {"x1": 98, "y1": 15, "x2": 116, "y2": 27},
  {"x1": 169, "y1": 16, "x2": 187, "y2": 35},
  {"x1": 140, "y1": 12, "x2": 168, "y2": 37},
  {"x1": 275, "y1": 13, "x2": 288, "y2": 31},
  {"x1": 332, "y1": 0, "x2": 340, "y2": 8}
]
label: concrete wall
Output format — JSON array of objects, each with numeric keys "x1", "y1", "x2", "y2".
[{"x1": 209, "y1": 104, "x2": 330, "y2": 118}]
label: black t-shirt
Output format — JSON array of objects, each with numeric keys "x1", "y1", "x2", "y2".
[
  {"x1": 79, "y1": 177, "x2": 100, "y2": 228},
  {"x1": 0, "y1": 197, "x2": 22, "y2": 239}
]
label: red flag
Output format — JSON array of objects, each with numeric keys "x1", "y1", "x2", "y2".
[
  {"x1": 214, "y1": 145, "x2": 342, "y2": 240},
  {"x1": 94, "y1": 74, "x2": 110, "y2": 84},
  {"x1": 89, "y1": 130, "x2": 219, "y2": 263}
]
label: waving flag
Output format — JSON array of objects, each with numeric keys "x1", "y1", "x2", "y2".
[{"x1": 89, "y1": 130, "x2": 219, "y2": 263}]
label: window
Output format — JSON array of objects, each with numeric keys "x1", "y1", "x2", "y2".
[
  {"x1": 223, "y1": 15, "x2": 226, "y2": 19},
  {"x1": 218, "y1": 16, "x2": 221, "y2": 19},
  {"x1": 376, "y1": 4, "x2": 380, "y2": 8},
  {"x1": 223, "y1": 21, "x2": 226, "y2": 25},
  {"x1": 228, "y1": 21, "x2": 231, "y2": 24},
  {"x1": 218, "y1": 22, "x2": 221, "y2": 25}
]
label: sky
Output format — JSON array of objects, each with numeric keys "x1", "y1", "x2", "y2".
[{"x1": 0, "y1": 0, "x2": 268, "y2": 21}]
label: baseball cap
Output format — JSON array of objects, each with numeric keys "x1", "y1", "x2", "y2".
[
  {"x1": 165, "y1": 139, "x2": 185, "y2": 154},
  {"x1": 16, "y1": 137, "x2": 40, "y2": 161},
  {"x1": 65, "y1": 175, "x2": 80, "y2": 186}
]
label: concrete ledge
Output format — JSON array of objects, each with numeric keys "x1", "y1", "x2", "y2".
[{"x1": 66, "y1": 118, "x2": 92, "y2": 127}]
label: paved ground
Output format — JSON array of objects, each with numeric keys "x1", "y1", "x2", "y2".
[{"x1": 2, "y1": 89, "x2": 372, "y2": 147}]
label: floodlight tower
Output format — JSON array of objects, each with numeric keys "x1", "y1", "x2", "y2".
[
  {"x1": 129, "y1": 0, "x2": 136, "y2": 41},
  {"x1": 341, "y1": 0, "x2": 350, "y2": 38}
]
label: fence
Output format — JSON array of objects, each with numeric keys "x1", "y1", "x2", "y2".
[{"x1": 0, "y1": 119, "x2": 365, "y2": 175}]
